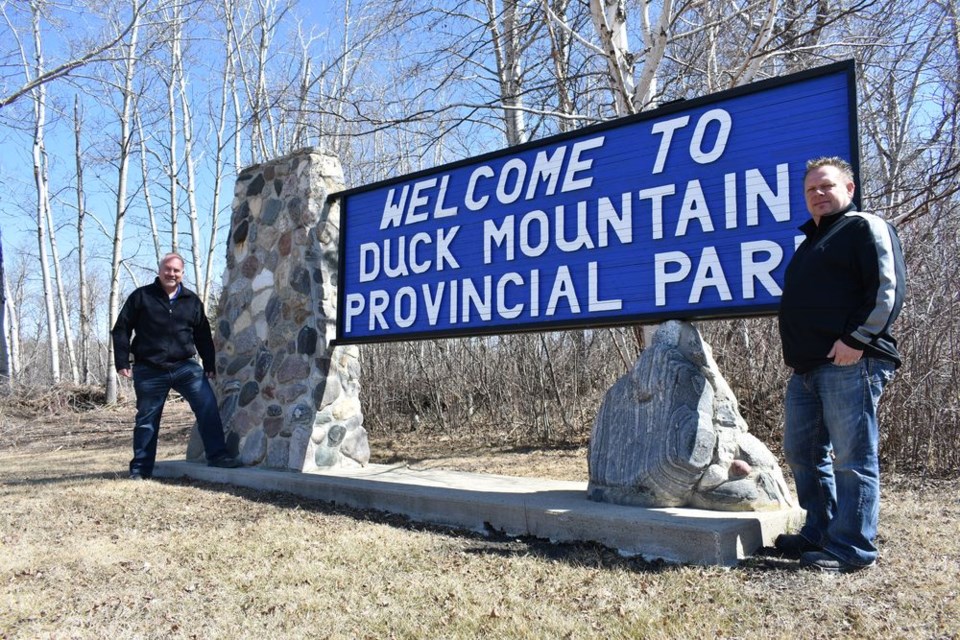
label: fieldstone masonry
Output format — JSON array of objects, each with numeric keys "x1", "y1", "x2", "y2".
[{"x1": 187, "y1": 147, "x2": 369, "y2": 471}]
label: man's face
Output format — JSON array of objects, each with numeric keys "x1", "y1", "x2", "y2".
[
  {"x1": 159, "y1": 257, "x2": 184, "y2": 291},
  {"x1": 804, "y1": 165, "x2": 855, "y2": 223}
]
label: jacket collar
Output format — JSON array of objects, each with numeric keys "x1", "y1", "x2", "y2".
[
  {"x1": 151, "y1": 277, "x2": 193, "y2": 299},
  {"x1": 799, "y1": 202, "x2": 857, "y2": 238}
]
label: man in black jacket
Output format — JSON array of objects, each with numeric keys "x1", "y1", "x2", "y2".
[
  {"x1": 776, "y1": 157, "x2": 905, "y2": 573},
  {"x1": 112, "y1": 253, "x2": 240, "y2": 479}
]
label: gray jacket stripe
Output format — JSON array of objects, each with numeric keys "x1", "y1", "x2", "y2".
[{"x1": 849, "y1": 212, "x2": 899, "y2": 344}]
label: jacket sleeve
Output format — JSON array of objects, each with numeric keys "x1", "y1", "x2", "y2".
[
  {"x1": 193, "y1": 301, "x2": 217, "y2": 373},
  {"x1": 841, "y1": 216, "x2": 906, "y2": 349},
  {"x1": 111, "y1": 291, "x2": 139, "y2": 370}
]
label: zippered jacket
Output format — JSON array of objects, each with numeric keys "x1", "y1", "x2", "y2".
[
  {"x1": 778, "y1": 204, "x2": 906, "y2": 374},
  {"x1": 112, "y1": 278, "x2": 216, "y2": 373}
]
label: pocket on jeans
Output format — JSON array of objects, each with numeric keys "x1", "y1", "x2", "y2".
[{"x1": 866, "y1": 358, "x2": 895, "y2": 387}]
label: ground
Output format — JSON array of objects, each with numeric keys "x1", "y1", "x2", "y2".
[{"x1": 1, "y1": 392, "x2": 958, "y2": 639}]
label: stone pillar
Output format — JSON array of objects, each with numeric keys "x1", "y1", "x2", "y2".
[{"x1": 189, "y1": 147, "x2": 369, "y2": 471}]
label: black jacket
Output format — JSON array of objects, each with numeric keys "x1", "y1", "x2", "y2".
[
  {"x1": 112, "y1": 278, "x2": 217, "y2": 372},
  {"x1": 778, "y1": 205, "x2": 906, "y2": 374}
]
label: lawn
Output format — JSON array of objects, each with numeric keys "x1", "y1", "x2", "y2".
[{"x1": 1, "y1": 395, "x2": 957, "y2": 639}]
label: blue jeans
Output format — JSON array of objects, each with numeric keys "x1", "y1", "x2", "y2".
[
  {"x1": 784, "y1": 358, "x2": 895, "y2": 566},
  {"x1": 130, "y1": 360, "x2": 228, "y2": 477}
]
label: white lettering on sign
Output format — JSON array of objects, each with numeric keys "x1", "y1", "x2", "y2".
[
  {"x1": 465, "y1": 166, "x2": 494, "y2": 211},
  {"x1": 650, "y1": 109, "x2": 732, "y2": 174},
  {"x1": 359, "y1": 227, "x2": 461, "y2": 282},
  {"x1": 690, "y1": 109, "x2": 732, "y2": 164},
  {"x1": 340, "y1": 63, "x2": 856, "y2": 345},
  {"x1": 380, "y1": 136, "x2": 607, "y2": 228},
  {"x1": 344, "y1": 261, "x2": 623, "y2": 331},
  {"x1": 642, "y1": 165, "x2": 790, "y2": 240},
  {"x1": 654, "y1": 240, "x2": 789, "y2": 307},
  {"x1": 482, "y1": 194, "x2": 634, "y2": 265}
]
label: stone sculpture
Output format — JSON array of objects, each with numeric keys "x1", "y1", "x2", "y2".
[
  {"x1": 588, "y1": 320, "x2": 795, "y2": 511},
  {"x1": 188, "y1": 147, "x2": 369, "y2": 471}
]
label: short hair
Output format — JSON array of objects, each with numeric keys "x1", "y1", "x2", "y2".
[
  {"x1": 805, "y1": 156, "x2": 854, "y2": 182},
  {"x1": 160, "y1": 252, "x2": 185, "y2": 269}
]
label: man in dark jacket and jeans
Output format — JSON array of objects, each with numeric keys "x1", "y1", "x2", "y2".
[
  {"x1": 112, "y1": 252, "x2": 240, "y2": 479},
  {"x1": 776, "y1": 157, "x2": 905, "y2": 573}
]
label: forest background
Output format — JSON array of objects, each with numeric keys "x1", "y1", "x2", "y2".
[{"x1": 0, "y1": 0, "x2": 957, "y2": 476}]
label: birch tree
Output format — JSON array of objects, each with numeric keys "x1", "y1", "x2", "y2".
[
  {"x1": 105, "y1": 3, "x2": 143, "y2": 404},
  {"x1": 1, "y1": 250, "x2": 23, "y2": 388},
  {"x1": 0, "y1": 230, "x2": 8, "y2": 389},
  {"x1": 24, "y1": 0, "x2": 61, "y2": 383},
  {"x1": 160, "y1": 1, "x2": 181, "y2": 254},
  {"x1": 588, "y1": 0, "x2": 673, "y2": 114},
  {"x1": 73, "y1": 95, "x2": 92, "y2": 384},
  {"x1": 168, "y1": 1, "x2": 206, "y2": 295},
  {"x1": 135, "y1": 106, "x2": 164, "y2": 265},
  {"x1": 483, "y1": 0, "x2": 535, "y2": 144},
  {"x1": 198, "y1": 0, "x2": 248, "y2": 306},
  {"x1": 0, "y1": 0, "x2": 151, "y2": 110}
]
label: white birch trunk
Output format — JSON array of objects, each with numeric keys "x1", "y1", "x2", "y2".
[
  {"x1": 173, "y1": 16, "x2": 204, "y2": 295},
  {"x1": 105, "y1": 8, "x2": 142, "y2": 404},
  {"x1": 43, "y1": 176, "x2": 80, "y2": 384},
  {"x1": 74, "y1": 96, "x2": 92, "y2": 385},
  {"x1": 633, "y1": 0, "x2": 672, "y2": 110},
  {"x1": 29, "y1": 2, "x2": 61, "y2": 383},
  {"x1": 0, "y1": 231, "x2": 8, "y2": 388},
  {"x1": 5, "y1": 270, "x2": 21, "y2": 383},
  {"x1": 542, "y1": 0, "x2": 575, "y2": 129},
  {"x1": 485, "y1": 0, "x2": 528, "y2": 145},
  {"x1": 165, "y1": 3, "x2": 180, "y2": 254},
  {"x1": 589, "y1": 0, "x2": 634, "y2": 115},
  {"x1": 135, "y1": 107, "x2": 162, "y2": 265}
]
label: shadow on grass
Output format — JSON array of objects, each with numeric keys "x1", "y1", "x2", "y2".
[
  {"x1": 150, "y1": 473, "x2": 804, "y2": 576},
  {"x1": 1, "y1": 470, "x2": 128, "y2": 486}
]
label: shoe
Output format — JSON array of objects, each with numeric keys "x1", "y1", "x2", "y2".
[
  {"x1": 208, "y1": 455, "x2": 243, "y2": 469},
  {"x1": 773, "y1": 533, "x2": 820, "y2": 558},
  {"x1": 800, "y1": 550, "x2": 874, "y2": 574},
  {"x1": 129, "y1": 473, "x2": 145, "y2": 480}
]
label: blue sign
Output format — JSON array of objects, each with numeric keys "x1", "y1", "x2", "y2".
[{"x1": 335, "y1": 61, "x2": 858, "y2": 344}]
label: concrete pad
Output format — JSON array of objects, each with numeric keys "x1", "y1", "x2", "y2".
[{"x1": 153, "y1": 460, "x2": 802, "y2": 566}]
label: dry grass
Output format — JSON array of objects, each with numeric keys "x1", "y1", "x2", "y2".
[{"x1": 1, "y1": 391, "x2": 958, "y2": 639}]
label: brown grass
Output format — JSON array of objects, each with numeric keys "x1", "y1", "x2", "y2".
[{"x1": 1, "y1": 391, "x2": 958, "y2": 639}]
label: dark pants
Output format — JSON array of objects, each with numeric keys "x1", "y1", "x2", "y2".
[{"x1": 130, "y1": 360, "x2": 228, "y2": 477}]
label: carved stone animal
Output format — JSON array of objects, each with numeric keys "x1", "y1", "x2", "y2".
[{"x1": 588, "y1": 321, "x2": 796, "y2": 512}]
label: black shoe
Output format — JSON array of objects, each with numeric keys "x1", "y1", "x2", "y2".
[
  {"x1": 129, "y1": 473, "x2": 145, "y2": 481},
  {"x1": 801, "y1": 550, "x2": 874, "y2": 574},
  {"x1": 208, "y1": 455, "x2": 243, "y2": 469},
  {"x1": 773, "y1": 533, "x2": 820, "y2": 558}
]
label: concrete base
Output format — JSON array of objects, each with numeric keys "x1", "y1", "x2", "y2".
[{"x1": 153, "y1": 460, "x2": 802, "y2": 566}]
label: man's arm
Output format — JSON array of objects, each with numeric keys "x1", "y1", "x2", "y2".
[
  {"x1": 193, "y1": 300, "x2": 217, "y2": 376},
  {"x1": 841, "y1": 215, "x2": 906, "y2": 350},
  {"x1": 111, "y1": 291, "x2": 139, "y2": 371}
]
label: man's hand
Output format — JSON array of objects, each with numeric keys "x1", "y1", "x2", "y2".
[
  {"x1": 118, "y1": 368, "x2": 132, "y2": 378},
  {"x1": 828, "y1": 340, "x2": 863, "y2": 366}
]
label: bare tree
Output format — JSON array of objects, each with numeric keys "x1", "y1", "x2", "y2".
[
  {"x1": 0, "y1": 0, "x2": 151, "y2": 109},
  {"x1": 159, "y1": 1, "x2": 182, "y2": 254},
  {"x1": 73, "y1": 95, "x2": 92, "y2": 384},
  {"x1": 0, "y1": 229, "x2": 8, "y2": 389},
  {"x1": 134, "y1": 106, "x2": 164, "y2": 265},
  {"x1": 588, "y1": 0, "x2": 674, "y2": 114},
  {"x1": 2, "y1": 249, "x2": 24, "y2": 387},
  {"x1": 105, "y1": 3, "x2": 143, "y2": 404},
  {"x1": 23, "y1": 1, "x2": 61, "y2": 383},
  {"x1": 168, "y1": 1, "x2": 206, "y2": 294}
]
